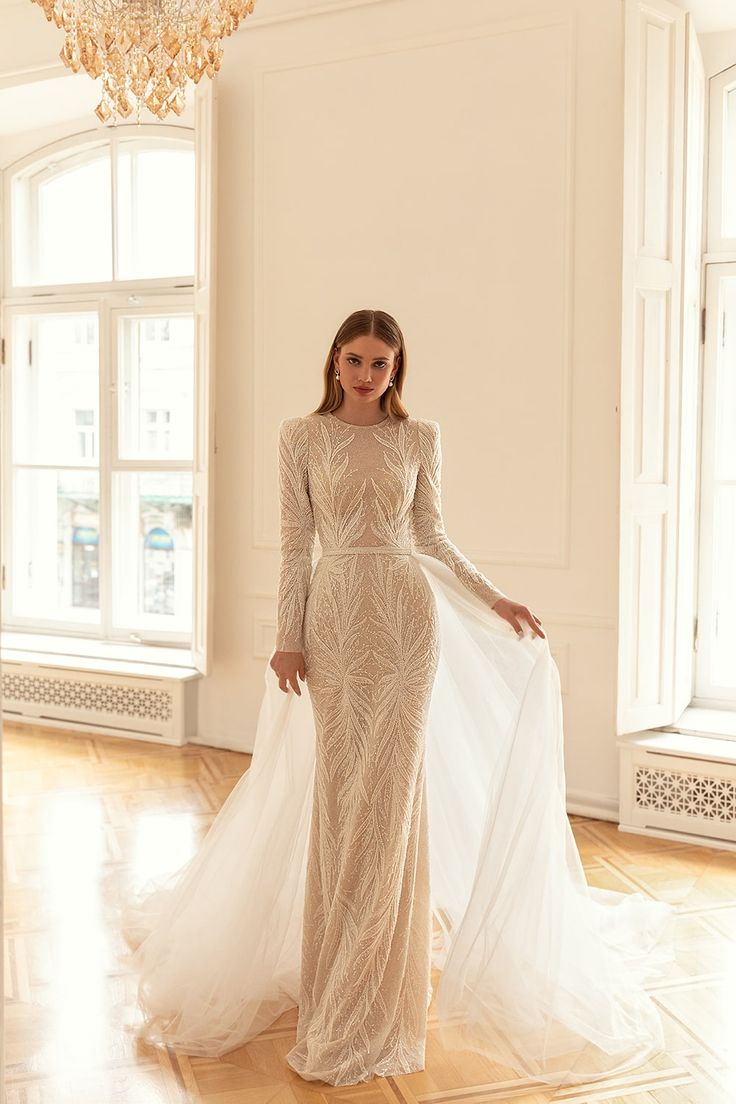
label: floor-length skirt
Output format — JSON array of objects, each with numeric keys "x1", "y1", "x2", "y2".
[
  {"x1": 117, "y1": 551, "x2": 676, "y2": 1088},
  {"x1": 285, "y1": 547, "x2": 440, "y2": 1081}
]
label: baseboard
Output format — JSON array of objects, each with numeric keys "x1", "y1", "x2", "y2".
[
  {"x1": 187, "y1": 730, "x2": 253, "y2": 754},
  {"x1": 565, "y1": 789, "x2": 619, "y2": 822}
]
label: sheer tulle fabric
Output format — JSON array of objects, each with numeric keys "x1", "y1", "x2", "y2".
[{"x1": 118, "y1": 553, "x2": 675, "y2": 1087}]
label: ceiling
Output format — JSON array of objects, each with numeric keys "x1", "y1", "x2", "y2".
[
  {"x1": 4, "y1": 0, "x2": 735, "y2": 30},
  {"x1": 0, "y1": 69, "x2": 195, "y2": 140},
  {"x1": 669, "y1": 0, "x2": 736, "y2": 31},
  {"x1": 0, "y1": 71, "x2": 110, "y2": 136},
  {"x1": 0, "y1": 0, "x2": 734, "y2": 142}
]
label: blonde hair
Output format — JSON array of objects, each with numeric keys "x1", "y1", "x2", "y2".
[{"x1": 312, "y1": 309, "x2": 410, "y2": 420}]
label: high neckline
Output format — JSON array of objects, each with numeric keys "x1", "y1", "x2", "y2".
[{"x1": 327, "y1": 412, "x2": 390, "y2": 428}]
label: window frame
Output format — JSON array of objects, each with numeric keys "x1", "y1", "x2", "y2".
[
  {"x1": 1, "y1": 291, "x2": 194, "y2": 646},
  {"x1": 0, "y1": 114, "x2": 217, "y2": 662},
  {"x1": 3, "y1": 126, "x2": 196, "y2": 297},
  {"x1": 705, "y1": 64, "x2": 736, "y2": 256},
  {"x1": 693, "y1": 62, "x2": 736, "y2": 707}
]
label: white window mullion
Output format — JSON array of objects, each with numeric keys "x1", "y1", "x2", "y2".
[{"x1": 99, "y1": 294, "x2": 114, "y2": 642}]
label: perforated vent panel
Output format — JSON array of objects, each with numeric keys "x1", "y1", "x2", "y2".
[
  {"x1": 3, "y1": 671, "x2": 173, "y2": 723},
  {"x1": 635, "y1": 765, "x2": 736, "y2": 824}
]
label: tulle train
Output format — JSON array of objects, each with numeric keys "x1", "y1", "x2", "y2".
[{"x1": 116, "y1": 552, "x2": 675, "y2": 1087}]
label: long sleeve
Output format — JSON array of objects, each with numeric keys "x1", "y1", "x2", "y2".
[
  {"x1": 275, "y1": 417, "x2": 315, "y2": 652},
  {"x1": 411, "y1": 419, "x2": 507, "y2": 610}
]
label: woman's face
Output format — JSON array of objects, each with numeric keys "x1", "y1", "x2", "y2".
[{"x1": 333, "y1": 334, "x2": 397, "y2": 402}]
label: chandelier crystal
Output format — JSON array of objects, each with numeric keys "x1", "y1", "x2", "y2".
[{"x1": 30, "y1": 0, "x2": 257, "y2": 122}]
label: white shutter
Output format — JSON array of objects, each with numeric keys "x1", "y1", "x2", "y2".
[
  {"x1": 192, "y1": 78, "x2": 218, "y2": 675},
  {"x1": 617, "y1": 0, "x2": 687, "y2": 734}
]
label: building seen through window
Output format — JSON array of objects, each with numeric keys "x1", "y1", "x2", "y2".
[{"x1": 4, "y1": 132, "x2": 196, "y2": 643}]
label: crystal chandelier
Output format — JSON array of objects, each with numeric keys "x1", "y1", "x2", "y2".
[{"x1": 30, "y1": 0, "x2": 257, "y2": 123}]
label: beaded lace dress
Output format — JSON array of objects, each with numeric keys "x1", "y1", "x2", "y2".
[
  {"x1": 120, "y1": 410, "x2": 676, "y2": 1089},
  {"x1": 276, "y1": 411, "x2": 506, "y2": 1080}
]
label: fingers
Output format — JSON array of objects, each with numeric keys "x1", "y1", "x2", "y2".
[
  {"x1": 290, "y1": 657, "x2": 306, "y2": 694},
  {"x1": 508, "y1": 606, "x2": 546, "y2": 640},
  {"x1": 526, "y1": 611, "x2": 546, "y2": 639},
  {"x1": 277, "y1": 669, "x2": 304, "y2": 695}
]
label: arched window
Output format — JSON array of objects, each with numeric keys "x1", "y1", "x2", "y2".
[
  {"x1": 1, "y1": 103, "x2": 214, "y2": 669},
  {"x1": 10, "y1": 131, "x2": 194, "y2": 287}
]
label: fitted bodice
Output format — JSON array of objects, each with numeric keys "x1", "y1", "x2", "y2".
[
  {"x1": 274, "y1": 410, "x2": 507, "y2": 651},
  {"x1": 308, "y1": 412, "x2": 418, "y2": 556}
]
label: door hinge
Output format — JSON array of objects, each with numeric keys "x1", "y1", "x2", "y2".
[
  {"x1": 701, "y1": 306, "x2": 706, "y2": 344},
  {"x1": 1, "y1": 564, "x2": 5, "y2": 590},
  {"x1": 1, "y1": 336, "x2": 5, "y2": 365},
  {"x1": 693, "y1": 615, "x2": 698, "y2": 651}
]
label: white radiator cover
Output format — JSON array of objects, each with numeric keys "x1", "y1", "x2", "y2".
[
  {"x1": 618, "y1": 732, "x2": 736, "y2": 848},
  {"x1": 2, "y1": 660, "x2": 198, "y2": 746}
]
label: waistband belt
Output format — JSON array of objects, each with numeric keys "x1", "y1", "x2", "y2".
[{"x1": 320, "y1": 544, "x2": 413, "y2": 556}]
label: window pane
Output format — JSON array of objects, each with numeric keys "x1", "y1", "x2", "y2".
[
  {"x1": 12, "y1": 312, "x2": 99, "y2": 465},
  {"x1": 711, "y1": 276, "x2": 736, "y2": 689},
  {"x1": 11, "y1": 469, "x2": 100, "y2": 623},
  {"x1": 117, "y1": 315, "x2": 194, "y2": 460},
  {"x1": 725, "y1": 87, "x2": 736, "y2": 238},
  {"x1": 112, "y1": 472, "x2": 193, "y2": 633},
  {"x1": 716, "y1": 279, "x2": 736, "y2": 480},
  {"x1": 712, "y1": 486, "x2": 736, "y2": 688},
  {"x1": 117, "y1": 143, "x2": 195, "y2": 279},
  {"x1": 12, "y1": 146, "x2": 112, "y2": 286}
]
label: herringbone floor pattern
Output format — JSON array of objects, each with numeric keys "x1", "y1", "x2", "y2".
[{"x1": 3, "y1": 721, "x2": 736, "y2": 1103}]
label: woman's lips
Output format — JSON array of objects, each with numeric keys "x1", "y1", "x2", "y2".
[{"x1": 355, "y1": 387, "x2": 374, "y2": 393}]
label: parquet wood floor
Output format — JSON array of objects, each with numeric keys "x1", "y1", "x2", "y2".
[{"x1": 3, "y1": 721, "x2": 736, "y2": 1104}]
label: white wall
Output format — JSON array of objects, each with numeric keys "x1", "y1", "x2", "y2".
[
  {"x1": 698, "y1": 28, "x2": 736, "y2": 74},
  {"x1": 0, "y1": 0, "x2": 646, "y2": 815},
  {"x1": 203, "y1": 0, "x2": 629, "y2": 816}
]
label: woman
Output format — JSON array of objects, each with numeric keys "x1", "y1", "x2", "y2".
[
  {"x1": 272, "y1": 309, "x2": 548, "y2": 1082},
  {"x1": 121, "y1": 309, "x2": 675, "y2": 1089}
]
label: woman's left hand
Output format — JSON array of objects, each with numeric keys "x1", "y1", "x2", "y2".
[{"x1": 492, "y1": 598, "x2": 546, "y2": 639}]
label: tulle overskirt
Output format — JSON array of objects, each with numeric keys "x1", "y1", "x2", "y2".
[{"x1": 118, "y1": 552, "x2": 675, "y2": 1087}]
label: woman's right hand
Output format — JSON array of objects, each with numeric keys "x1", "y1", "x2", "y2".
[{"x1": 269, "y1": 650, "x2": 307, "y2": 695}]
